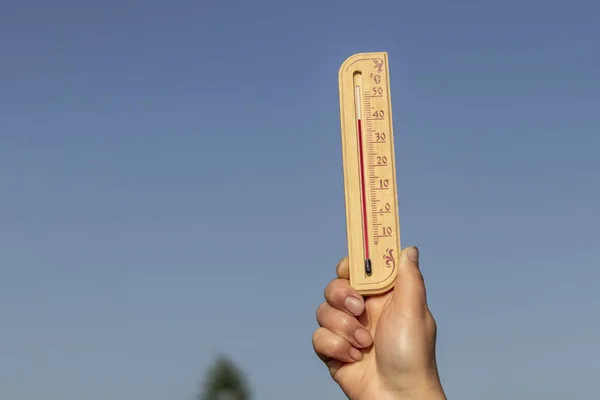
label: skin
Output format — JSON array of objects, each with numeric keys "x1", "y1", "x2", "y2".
[{"x1": 312, "y1": 246, "x2": 447, "y2": 400}]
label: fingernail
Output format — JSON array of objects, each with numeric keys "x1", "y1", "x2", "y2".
[
  {"x1": 344, "y1": 296, "x2": 364, "y2": 316},
  {"x1": 354, "y1": 328, "x2": 372, "y2": 347},
  {"x1": 407, "y1": 246, "x2": 419, "y2": 263},
  {"x1": 349, "y1": 347, "x2": 363, "y2": 361}
]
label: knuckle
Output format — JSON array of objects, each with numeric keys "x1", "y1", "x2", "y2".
[
  {"x1": 315, "y1": 302, "x2": 327, "y2": 321},
  {"x1": 328, "y1": 334, "x2": 342, "y2": 350},
  {"x1": 316, "y1": 303, "x2": 357, "y2": 337},
  {"x1": 425, "y1": 308, "x2": 437, "y2": 332},
  {"x1": 323, "y1": 277, "x2": 337, "y2": 299},
  {"x1": 337, "y1": 313, "x2": 351, "y2": 329},
  {"x1": 311, "y1": 327, "x2": 324, "y2": 347},
  {"x1": 430, "y1": 314, "x2": 438, "y2": 330}
]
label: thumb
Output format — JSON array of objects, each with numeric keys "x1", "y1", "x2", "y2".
[{"x1": 391, "y1": 246, "x2": 427, "y2": 315}]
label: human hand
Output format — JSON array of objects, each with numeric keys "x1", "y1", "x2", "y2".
[{"x1": 312, "y1": 246, "x2": 446, "y2": 400}]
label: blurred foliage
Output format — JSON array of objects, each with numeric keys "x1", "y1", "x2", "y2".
[{"x1": 199, "y1": 355, "x2": 251, "y2": 400}]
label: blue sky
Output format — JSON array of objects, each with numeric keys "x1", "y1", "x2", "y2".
[{"x1": 1, "y1": 0, "x2": 599, "y2": 399}]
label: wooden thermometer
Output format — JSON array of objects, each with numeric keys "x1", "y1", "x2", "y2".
[{"x1": 338, "y1": 52, "x2": 400, "y2": 296}]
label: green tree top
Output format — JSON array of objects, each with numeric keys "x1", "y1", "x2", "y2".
[{"x1": 199, "y1": 355, "x2": 251, "y2": 400}]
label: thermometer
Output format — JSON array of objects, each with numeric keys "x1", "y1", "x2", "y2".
[{"x1": 338, "y1": 52, "x2": 401, "y2": 296}]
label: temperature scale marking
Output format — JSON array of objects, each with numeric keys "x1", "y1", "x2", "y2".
[{"x1": 338, "y1": 52, "x2": 401, "y2": 295}]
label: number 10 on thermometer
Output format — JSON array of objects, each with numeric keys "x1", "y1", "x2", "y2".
[{"x1": 338, "y1": 52, "x2": 401, "y2": 296}]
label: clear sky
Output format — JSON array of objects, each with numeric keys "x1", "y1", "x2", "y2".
[{"x1": 1, "y1": 1, "x2": 599, "y2": 399}]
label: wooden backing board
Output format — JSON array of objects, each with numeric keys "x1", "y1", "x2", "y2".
[{"x1": 338, "y1": 52, "x2": 401, "y2": 296}]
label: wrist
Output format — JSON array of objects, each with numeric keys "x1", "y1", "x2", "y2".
[
  {"x1": 380, "y1": 380, "x2": 447, "y2": 400},
  {"x1": 398, "y1": 387, "x2": 446, "y2": 400},
  {"x1": 382, "y1": 390, "x2": 446, "y2": 400}
]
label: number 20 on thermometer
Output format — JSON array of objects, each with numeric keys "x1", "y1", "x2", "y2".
[{"x1": 338, "y1": 52, "x2": 400, "y2": 296}]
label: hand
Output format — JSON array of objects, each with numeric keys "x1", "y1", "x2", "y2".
[{"x1": 312, "y1": 246, "x2": 446, "y2": 400}]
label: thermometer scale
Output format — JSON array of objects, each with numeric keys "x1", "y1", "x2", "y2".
[{"x1": 338, "y1": 52, "x2": 400, "y2": 296}]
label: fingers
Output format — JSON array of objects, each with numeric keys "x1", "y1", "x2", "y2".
[
  {"x1": 324, "y1": 278, "x2": 365, "y2": 316},
  {"x1": 316, "y1": 302, "x2": 373, "y2": 349},
  {"x1": 312, "y1": 327, "x2": 364, "y2": 365},
  {"x1": 336, "y1": 257, "x2": 350, "y2": 279},
  {"x1": 326, "y1": 258, "x2": 365, "y2": 317},
  {"x1": 391, "y1": 246, "x2": 427, "y2": 315},
  {"x1": 312, "y1": 256, "x2": 372, "y2": 371}
]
